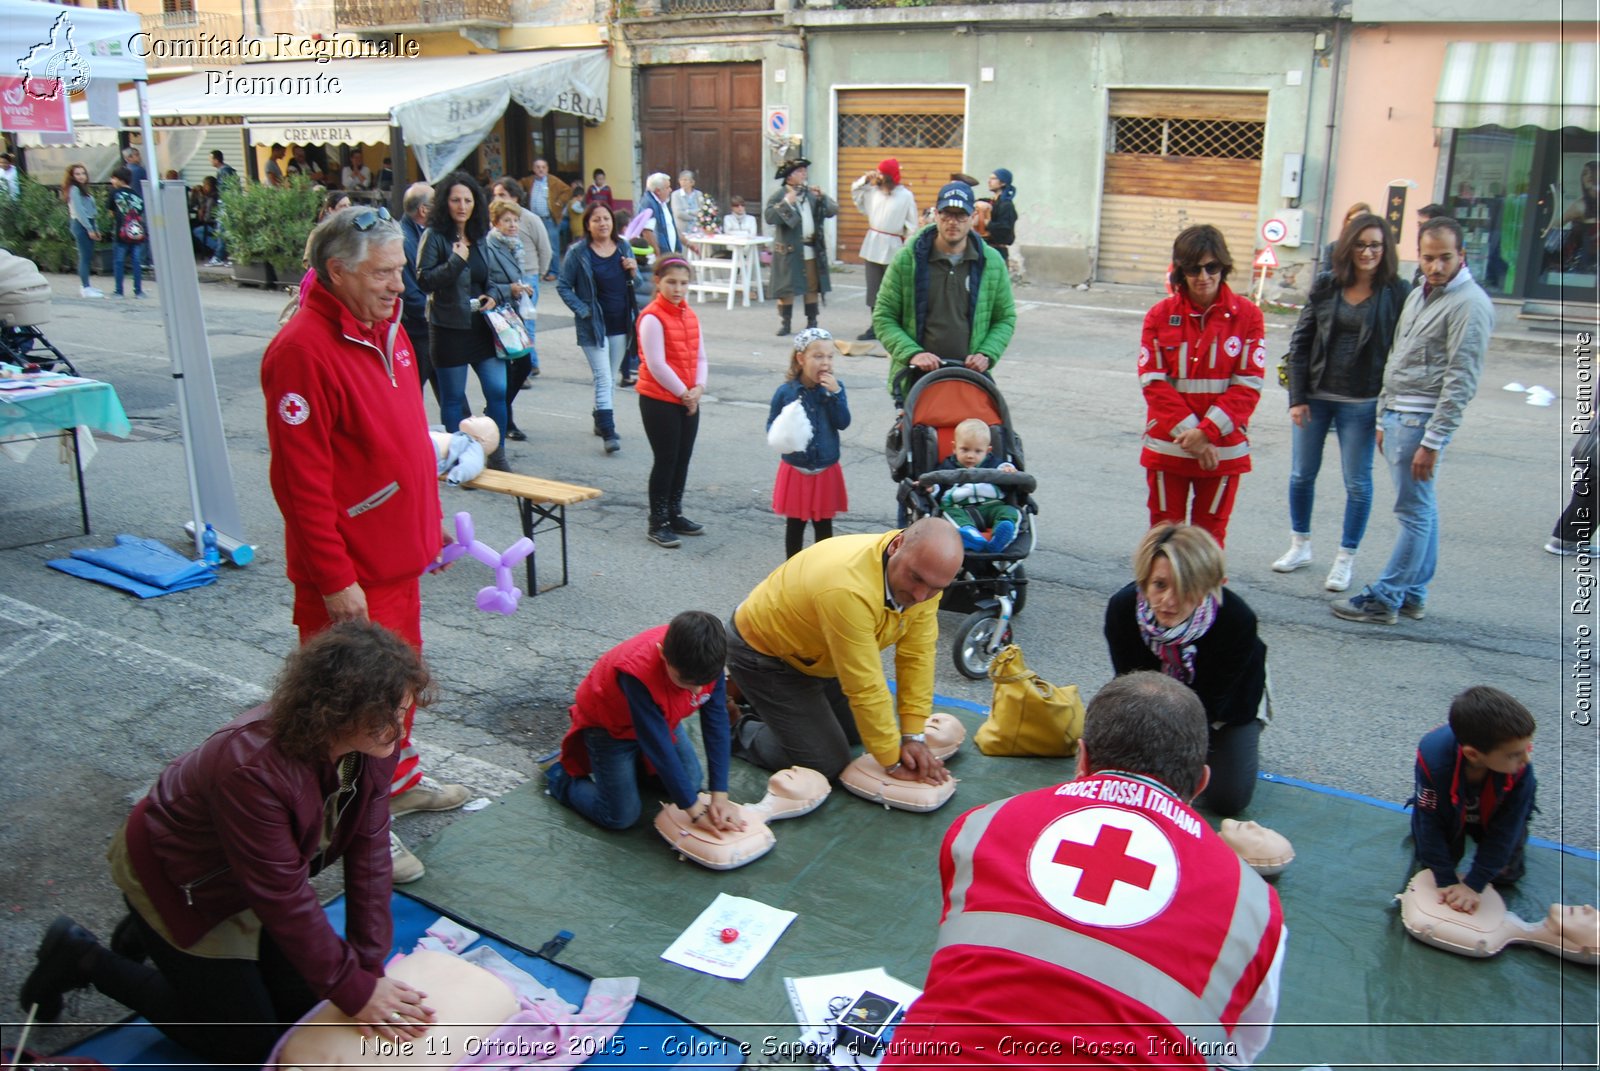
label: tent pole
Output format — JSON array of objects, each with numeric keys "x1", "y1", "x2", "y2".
[{"x1": 136, "y1": 77, "x2": 206, "y2": 557}]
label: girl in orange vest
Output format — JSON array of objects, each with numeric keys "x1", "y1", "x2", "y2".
[{"x1": 636, "y1": 256, "x2": 708, "y2": 548}]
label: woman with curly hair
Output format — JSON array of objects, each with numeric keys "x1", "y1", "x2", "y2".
[
  {"x1": 18, "y1": 622, "x2": 440, "y2": 1063},
  {"x1": 62, "y1": 162, "x2": 104, "y2": 297}
]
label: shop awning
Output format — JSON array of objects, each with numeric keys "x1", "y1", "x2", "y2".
[
  {"x1": 59, "y1": 48, "x2": 609, "y2": 180},
  {"x1": 1435, "y1": 41, "x2": 1598, "y2": 131}
]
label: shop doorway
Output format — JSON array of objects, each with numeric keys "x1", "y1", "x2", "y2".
[{"x1": 639, "y1": 63, "x2": 763, "y2": 211}]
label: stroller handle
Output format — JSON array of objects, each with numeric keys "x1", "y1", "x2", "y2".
[{"x1": 918, "y1": 468, "x2": 1038, "y2": 494}]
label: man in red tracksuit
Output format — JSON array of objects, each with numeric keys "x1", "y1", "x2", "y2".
[
  {"x1": 881, "y1": 671, "x2": 1286, "y2": 1069},
  {"x1": 261, "y1": 207, "x2": 466, "y2": 882},
  {"x1": 1138, "y1": 225, "x2": 1266, "y2": 547}
]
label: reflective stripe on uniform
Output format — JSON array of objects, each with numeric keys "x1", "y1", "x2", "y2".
[
  {"x1": 1229, "y1": 375, "x2": 1265, "y2": 391},
  {"x1": 1143, "y1": 438, "x2": 1251, "y2": 461},
  {"x1": 1202, "y1": 852, "x2": 1275, "y2": 1017},
  {"x1": 1141, "y1": 372, "x2": 1170, "y2": 386},
  {"x1": 1155, "y1": 470, "x2": 1168, "y2": 511},
  {"x1": 1206, "y1": 406, "x2": 1234, "y2": 437},
  {"x1": 946, "y1": 798, "x2": 1011, "y2": 916},
  {"x1": 1175, "y1": 377, "x2": 1232, "y2": 392},
  {"x1": 1207, "y1": 475, "x2": 1231, "y2": 514},
  {"x1": 936, "y1": 910, "x2": 1233, "y2": 1052}
]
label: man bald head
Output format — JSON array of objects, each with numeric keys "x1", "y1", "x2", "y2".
[{"x1": 885, "y1": 518, "x2": 964, "y2": 609}]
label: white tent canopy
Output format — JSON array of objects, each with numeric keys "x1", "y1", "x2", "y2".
[
  {"x1": 0, "y1": 0, "x2": 148, "y2": 89},
  {"x1": 54, "y1": 49, "x2": 610, "y2": 180}
]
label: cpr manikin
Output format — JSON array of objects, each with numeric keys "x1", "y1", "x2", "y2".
[
  {"x1": 1398, "y1": 870, "x2": 1599, "y2": 965},
  {"x1": 1218, "y1": 818, "x2": 1295, "y2": 877},
  {"x1": 839, "y1": 712, "x2": 966, "y2": 812},
  {"x1": 655, "y1": 766, "x2": 832, "y2": 870}
]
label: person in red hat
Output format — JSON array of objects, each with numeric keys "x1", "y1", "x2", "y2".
[{"x1": 850, "y1": 158, "x2": 920, "y2": 341}]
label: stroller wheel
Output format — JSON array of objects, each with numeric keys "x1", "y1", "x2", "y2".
[{"x1": 953, "y1": 611, "x2": 1011, "y2": 680}]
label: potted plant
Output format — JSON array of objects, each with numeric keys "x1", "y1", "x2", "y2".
[
  {"x1": 219, "y1": 176, "x2": 323, "y2": 288},
  {"x1": 0, "y1": 175, "x2": 77, "y2": 273}
]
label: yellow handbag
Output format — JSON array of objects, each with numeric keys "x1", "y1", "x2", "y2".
[{"x1": 975, "y1": 645, "x2": 1085, "y2": 757}]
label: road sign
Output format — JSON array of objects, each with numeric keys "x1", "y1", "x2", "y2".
[
  {"x1": 1254, "y1": 246, "x2": 1279, "y2": 268},
  {"x1": 765, "y1": 107, "x2": 788, "y2": 138},
  {"x1": 1261, "y1": 218, "x2": 1288, "y2": 244}
]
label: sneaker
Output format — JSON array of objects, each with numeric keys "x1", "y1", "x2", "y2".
[
  {"x1": 1271, "y1": 538, "x2": 1313, "y2": 573},
  {"x1": 648, "y1": 523, "x2": 682, "y2": 548},
  {"x1": 389, "y1": 830, "x2": 425, "y2": 884},
  {"x1": 856, "y1": 327, "x2": 876, "y2": 341},
  {"x1": 205, "y1": 256, "x2": 228, "y2": 267},
  {"x1": 1400, "y1": 596, "x2": 1427, "y2": 621},
  {"x1": 957, "y1": 525, "x2": 987, "y2": 552},
  {"x1": 506, "y1": 423, "x2": 527, "y2": 442},
  {"x1": 1545, "y1": 538, "x2": 1594, "y2": 556},
  {"x1": 603, "y1": 434, "x2": 621, "y2": 454},
  {"x1": 670, "y1": 514, "x2": 705, "y2": 536},
  {"x1": 111, "y1": 290, "x2": 125, "y2": 298},
  {"x1": 1330, "y1": 593, "x2": 1398, "y2": 625},
  {"x1": 1324, "y1": 550, "x2": 1355, "y2": 592},
  {"x1": 81, "y1": 286, "x2": 104, "y2": 298},
  {"x1": 987, "y1": 519, "x2": 1018, "y2": 552},
  {"x1": 389, "y1": 776, "x2": 470, "y2": 817},
  {"x1": 19, "y1": 916, "x2": 99, "y2": 1022},
  {"x1": 535, "y1": 749, "x2": 562, "y2": 773}
]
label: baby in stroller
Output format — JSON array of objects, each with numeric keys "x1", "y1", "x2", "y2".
[{"x1": 937, "y1": 418, "x2": 1022, "y2": 554}]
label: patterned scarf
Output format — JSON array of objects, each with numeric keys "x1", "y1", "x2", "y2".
[{"x1": 1135, "y1": 592, "x2": 1218, "y2": 684}]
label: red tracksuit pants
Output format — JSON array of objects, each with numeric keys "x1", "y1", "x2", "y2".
[{"x1": 1146, "y1": 469, "x2": 1241, "y2": 548}]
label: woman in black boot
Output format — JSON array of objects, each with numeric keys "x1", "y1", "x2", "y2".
[
  {"x1": 557, "y1": 204, "x2": 638, "y2": 454},
  {"x1": 18, "y1": 624, "x2": 438, "y2": 1064},
  {"x1": 764, "y1": 158, "x2": 836, "y2": 337}
]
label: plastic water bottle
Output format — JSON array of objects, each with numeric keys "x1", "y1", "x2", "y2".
[{"x1": 202, "y1": 523, "x2": 221, "y2": 566}]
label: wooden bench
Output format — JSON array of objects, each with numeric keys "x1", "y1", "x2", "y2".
[{"x1": 460, "y1": 470, "x2": 603, "y2": 595}]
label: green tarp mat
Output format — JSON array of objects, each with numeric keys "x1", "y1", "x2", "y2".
[{"x1": 407, "y1": 701, "x2": 1598, "y2": 1069}]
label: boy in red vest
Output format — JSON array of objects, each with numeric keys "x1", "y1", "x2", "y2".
[{"x1": 544, "y1": 611, "x2": 745, "y2": 832}]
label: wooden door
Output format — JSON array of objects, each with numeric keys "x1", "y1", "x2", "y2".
[
  {"x1": 835, "y1": 88, "x2": 965, "y2": 264},
  {"x1": 1097, "y1": 90, "x2": 1267, "y2": 285},
  {"x1": 639, "y1": 63, "x2": 763, "y2": 213}
]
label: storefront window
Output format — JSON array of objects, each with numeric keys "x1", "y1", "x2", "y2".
[
  {"x1": 1534, "y1": 139, "x2": 1599, "y2": 294},
  {"x1": 1447, "y1": 128, "x2": 1536, "y2": 297}
]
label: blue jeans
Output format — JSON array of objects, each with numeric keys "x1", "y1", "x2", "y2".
[
  {"x1": 536, "y1": 215, "x2": 559, "y2": 270},
  {"x1": 193, "y1": 223, "x2": 224, "y2": 259},
  {"x1": 112, "y1": 240, "x2": 144, "y2": 295},
  {"x1": 437, "y1": 357, "x2": 509, "y2": 445},
  {"x1": 71, "y1": 220, "x2": 95, "y2": 287},
  {"x1": 545, "y1": 725, "x2": 703, "y2": 830},
  {"x1": 1366, "y1": 410, "x2": 1440, "y2": 611},
  {"x1": 581, "y1": 334, "x2": 628, "y2": 411},
  {"x1": 1287, "y1": 397, "x2": 1378, "y2": 551}
]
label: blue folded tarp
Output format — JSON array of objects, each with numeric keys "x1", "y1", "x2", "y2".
[{"x1": 48, "y1": 534, "x2": 215, "y2": 598}]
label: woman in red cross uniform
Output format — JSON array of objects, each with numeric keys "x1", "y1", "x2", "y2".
[{"x1": 1136, "y1": 225, "x2": 1266, "y2": 548}]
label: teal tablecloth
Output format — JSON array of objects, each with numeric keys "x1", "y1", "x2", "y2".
[{"x1": 0, "y1": 378, "x2": 132, "y2": 440}]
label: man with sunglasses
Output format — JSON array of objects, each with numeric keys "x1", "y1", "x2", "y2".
[
  {"x1": 262, "y1": 206, "x2": 468, "y2": 882},
  {"x1": 1137, "y1": 225, "x2": 1265, "y2": 547},
  {"x1": 874, "y1": 181, "x2": 1016, "y2": 404}
]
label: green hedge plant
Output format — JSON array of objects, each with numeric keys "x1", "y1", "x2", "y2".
[
  {"x1": 219, "y1": 176, "x2": 324, "y2": 278},
  {"x1": 0, "y1": 174, "x2": 77, "y2": 273}
]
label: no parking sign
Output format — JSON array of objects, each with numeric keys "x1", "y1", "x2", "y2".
[{"x1": 766, "y1": 106, "x2": 788, "y2": 138}]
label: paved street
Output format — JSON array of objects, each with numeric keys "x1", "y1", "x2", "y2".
[{"x1": 1, "y1": 262, "x2": 1592, "y2": 1048}]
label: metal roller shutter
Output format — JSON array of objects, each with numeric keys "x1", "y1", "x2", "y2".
[
  {"x1": 835, "y1": 89, "x2": 965, "y2": 265},
  {"x1": 1097, "y1": 90, "x2": 1266, "y2": 285},
  {"x1": 185, "y1": 127, "x2": 245, "y2": 187}
]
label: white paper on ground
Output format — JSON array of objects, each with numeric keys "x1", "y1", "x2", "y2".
[
  {"x1": 660, "y1": 892, "x2": 796, "y2": 980},
  {"x1": 1503, "y1": 381, "x2": 1528, "y2": 392},
  {"x1": 783, "y1": 966, "x2": 923, "y2": 1069},
  {"x1": 1527, "y1": 385, "x2": 1556, "y2": 407}
]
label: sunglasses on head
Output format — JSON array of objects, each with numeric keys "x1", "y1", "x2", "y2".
[
  {"x1": 1182, "y1": 261, "x2": 1222, "y2": 277},
  {"x1": 352, "y1": 206, "x2": 392, "y2": 231}
]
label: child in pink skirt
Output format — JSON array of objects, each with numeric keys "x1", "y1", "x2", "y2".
[{"x1": 768, "y1": 328, "x2": 851, "y2": 558}]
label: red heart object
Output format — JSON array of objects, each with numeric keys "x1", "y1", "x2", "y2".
[{"x1": 719, "y1": 927, "x2": 739, "y2": 944}]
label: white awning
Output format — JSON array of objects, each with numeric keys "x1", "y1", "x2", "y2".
[
  {"x1": 1435, "y1": 41, "x2": 1598, "y2": 131},
  {"x1": 54, "y1": 48, "x2": 610, "y2": 179},
  {"x1": 248, "y1": 122, "x2": 394, "y2": 146}
]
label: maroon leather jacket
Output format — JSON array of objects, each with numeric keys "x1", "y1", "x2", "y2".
[{"x1": 123, "y1": 705, "x2": 396, "y2": 1015}]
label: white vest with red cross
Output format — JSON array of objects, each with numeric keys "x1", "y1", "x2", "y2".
[{"x1": 882, "y1": 772, "x2": 1285, "y2": 1068}]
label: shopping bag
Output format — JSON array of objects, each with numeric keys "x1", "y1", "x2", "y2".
[
  {"x1": 516, "y1": 292, "x2": 537, "y2": 322},
  {"x1": 975, "y1": 644, "x2": 1084, "y2": 757},
  {"x1": 485, "y1": 308, "x2": 531, "y2": 359}
]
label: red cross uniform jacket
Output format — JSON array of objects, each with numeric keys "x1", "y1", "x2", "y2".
[
  {"x1": 560, "y1": 625, "x2": 716, "y2": 775},
  {"x1": 1138, "y1": 285, "x2": 1266, "y2": 478},
  {"x1": 881, "y1": 772, "x2": 1286, "y2": 1068},
  {"x1": 261, "y1": 275, "x2": 441, "y2": 597}
]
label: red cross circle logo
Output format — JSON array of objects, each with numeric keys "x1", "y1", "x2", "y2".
[
  {"x1": 1028, "y1": 807, "x2": 1178, "y2": 927},
  {"x1": 277, "y1": 392, "x2": 310, "y2": 426}
]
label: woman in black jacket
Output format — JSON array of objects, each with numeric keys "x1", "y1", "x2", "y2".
[
  {"x1": 984, "y1": 168, "x2": 1017, "y2": 266},
  {"x1": 417, "y1": 172, "x2": 508, "y2": 470},
  {"x1": 1273, "y1": 212, "x2": 1410, "y2": 593},
  {"x1": 1104, "y1": 524, "x2": 1267, "y2": 817}
]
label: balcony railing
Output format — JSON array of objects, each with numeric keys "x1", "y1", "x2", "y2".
[
  {"x1": 657, "y1": 0, "x2": 775, "y2": 12},
  {"x1": 137, "y1": 11, "x2": 247, "y2": 70},
  {"x1": 332, "y1": 0, "x2": 512, "y2": 29}
]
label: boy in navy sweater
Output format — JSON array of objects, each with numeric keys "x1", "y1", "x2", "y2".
[{"x1": 1411, "y1": 685, "x2": 1536, "y2": 914}]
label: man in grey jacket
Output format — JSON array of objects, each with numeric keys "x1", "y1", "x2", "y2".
[{"x1": 1332, "y1": 217, "x2": 1494, "y2": 625}]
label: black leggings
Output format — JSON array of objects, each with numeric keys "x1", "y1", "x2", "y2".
[
  {"x1": 88, "y1": 905, "x2": 317, "y2": 1064},
  {"x1": 785, "y1": 517, "x2": 833, "y2": 559},
  {"x1": 639, "y1": 394, "x2": 699, "y2": 510}
]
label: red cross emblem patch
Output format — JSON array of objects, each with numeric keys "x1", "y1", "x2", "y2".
[
  {"x1": 277, "y1": 392, "x2": 310, "y2": 425},
  {"x1": 1028, "y1": 807, "x2": 1178, "y2": 927}
]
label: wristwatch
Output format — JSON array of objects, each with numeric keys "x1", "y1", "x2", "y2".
[{"x1": 902, "y1": 732, "x2": 926, "y2": 743}]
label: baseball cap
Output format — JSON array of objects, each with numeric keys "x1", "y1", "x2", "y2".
[{"x1": 936, "y1": 181, "x2": 974, "y2": 216}]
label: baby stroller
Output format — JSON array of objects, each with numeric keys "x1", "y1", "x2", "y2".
[
  {"x1": 0, "y1": 250, "x2": 77, "y2": 374},
  {"x1": 888, "y1": 363, "x2": 1038, "y2": 678}
]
